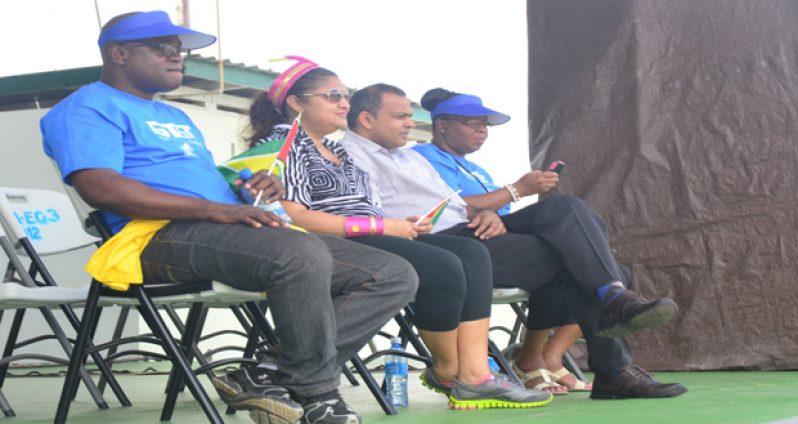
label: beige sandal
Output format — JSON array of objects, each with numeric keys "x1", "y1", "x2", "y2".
[
  {"x1": 548, "y1": 367, "x2": 592, "y2": 392},
  {"x1": 510, "y1": 361, "x2": 569, "y2": 394}
]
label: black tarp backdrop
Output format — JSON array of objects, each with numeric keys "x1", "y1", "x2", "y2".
[{"x1": 527, "y1": 0, "x2": 798, "y2": 370}]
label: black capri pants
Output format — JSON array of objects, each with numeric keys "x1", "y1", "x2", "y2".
[{"x1": 353, "y1": 233, "x2": 493, "y2": 332}]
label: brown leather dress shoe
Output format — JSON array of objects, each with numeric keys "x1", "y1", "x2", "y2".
[
  {"x1": 597, "y1": 289, "x2": 678, "y2": 338},
  {"x1": 591, "y1": 365, "x2": 687, "y2": 399}
]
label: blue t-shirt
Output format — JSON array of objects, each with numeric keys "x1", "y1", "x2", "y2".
[
  {"x1": 413, "y1": 143, "x2": 510, "y2": 216},
  {"x1": 41, "y1": 81, "x2": 240, "y2": 233}
]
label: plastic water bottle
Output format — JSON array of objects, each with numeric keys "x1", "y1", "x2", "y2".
[
  {"x1": 238, "y1": 169, "x2": 292, "y2": 224},
  {"x1": 487, "y1": 356, "x2": 500, "y2": 374},
  {"x1": 385, "y1": 337, "x2": 409, "y2": 407}
]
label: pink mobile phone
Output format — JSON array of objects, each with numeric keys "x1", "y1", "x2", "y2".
[{"x1": 548, "y1": 160, "x2": 566, "y2": 174}]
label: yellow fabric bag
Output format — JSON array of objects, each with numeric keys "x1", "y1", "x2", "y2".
[{"x1": 85, "y1": 220, "x2": 169, "y2": 291}]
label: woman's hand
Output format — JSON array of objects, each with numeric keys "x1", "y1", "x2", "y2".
[
  {"x1": 514, "y1": 170, "x2": 559, "y2": 197},
  {"x1": 467, "y1": 209, "x2": 506, "y2": 240},
  {"x1": 407, "y1": 216, "x2": 433, "y2": 234},
  {"x1": 383, "y1": 218, "x2": 419, "y2": 239}
]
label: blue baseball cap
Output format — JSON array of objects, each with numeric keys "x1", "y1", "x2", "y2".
[
  {"x1": 430, "y1": 94, "x2": 511, "y2": 126},
  {"x1": 98, "y1": 11, "x2": 216, "y2": 49}
]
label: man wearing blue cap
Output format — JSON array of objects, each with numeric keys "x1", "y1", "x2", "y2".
[
  {"x1": 341, "y1": 83, "x2": 687, "y2": 400},
  {"x1": 41, "y1": 11, "x2": 418, "y2": 424}
]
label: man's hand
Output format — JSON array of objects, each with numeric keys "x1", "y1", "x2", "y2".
[
  {"x1": 514, "y1": 170, "x2": 559, "y2": 197},
  {"x1": 234, "y1": 170, "x2": 285, "y2": 204},
  {"x1": 205, "y1": 202, "x2": 285, "y2": 228},
  {"x1": 467, "y1": 209, "x2": 506, "y2": 240}
]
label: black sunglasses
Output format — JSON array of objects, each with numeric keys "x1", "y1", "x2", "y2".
[
  {"x1": 301, "y1": 89, "x2": 351, "y2": 103},
  {"x1": 446, "y1": 116, "x2": 494, "y2": 128},
  {"x1": 121, "y1": 41, "x2": 189, "y2": 57}
]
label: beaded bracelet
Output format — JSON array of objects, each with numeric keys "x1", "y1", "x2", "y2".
[
  {"x1": 505, "y1": 183, "x2": 521, "y2": 202},
  {"x1": 344, "y1": 216, "x2": 385, "y2": 237}
]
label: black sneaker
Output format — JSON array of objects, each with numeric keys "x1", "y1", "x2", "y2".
[
  {"x1": 596, "y1": 289, "x2": 678, "y2": 338},
  {"x1": 211, "y1": 366, "x2": 304, "y2": 424},
  {"x1": 296, "y1": 390, "x2": 361, "y2": 424},
  {"x1": 591, "y1": 364, "x2": 687, "y2": 399}
]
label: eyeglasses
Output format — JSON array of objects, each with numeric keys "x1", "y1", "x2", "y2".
[
  {"x1": 121, "y1": 41, "x2": 189, "y2": 57},
  {"x1": 301, "y1": 89, "x2": 350, "y2": 103},
  {"x1": 446, "y1": 117, "x2": 493, "y2": 128}
]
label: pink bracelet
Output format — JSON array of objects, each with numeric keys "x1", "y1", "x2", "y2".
[
  {"x1": 344, "y1": 216, "x2": 371, "y2": 237},
  {"x1": 344, "y1": 216, "x2": 384, "y2": 237}
]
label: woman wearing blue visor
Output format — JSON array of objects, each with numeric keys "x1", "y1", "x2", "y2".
[{"x1": 410, "y1": 88, "x2": 684, "y2": 398}]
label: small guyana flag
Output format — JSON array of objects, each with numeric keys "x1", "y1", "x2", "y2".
[
  {"x1": 217, "y1": 115, "x2": 301, "y2": 186},
  {"x1": 416, "y1": 190, "x2": 463, "y2": 225}
]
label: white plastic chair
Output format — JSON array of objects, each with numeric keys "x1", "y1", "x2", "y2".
[
  {"x1": 0, "y1": 197, "x2": 121, "y2": 416},
  {"x1": 0, "y1": 185, "x2": 270, "y2": 423}
]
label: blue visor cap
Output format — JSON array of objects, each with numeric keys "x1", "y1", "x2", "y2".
[
  {"x1": 98, "y1": 11, "x2": 216, "y2": 49},
  {"x1": 430, "y1": 94, "x2": 511, "y2": 126}
]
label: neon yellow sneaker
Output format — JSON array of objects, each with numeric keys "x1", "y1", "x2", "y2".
[
  {"x1": 420, "y1": 369, "x2": 453, "y2": 396},
  {"x1": 448, "y1": 374, "x2": 553, "y2": 410}
]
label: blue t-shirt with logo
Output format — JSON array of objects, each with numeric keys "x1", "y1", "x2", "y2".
[
  {"x1": 41, "y1": 81, "x2": 240, "y2": 233},
  {"x1": 413, "y1": 143, "x2": 510, "y2": 216}
]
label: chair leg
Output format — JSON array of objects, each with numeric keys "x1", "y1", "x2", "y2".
[
  {"x1": 18, "y1": 238, "x2": 130, "y2": 408},
  {"x1": 55, "y1": 282, "x2": 103, "y2": 424},
  {"x1": 225, "y1": 317, "x2": 262, "y2": 416},
  {"x1": 230, "y1": 305, "x2": 253, "y2": 337},
  {"x1": 161, "y1": 303, "x2": 206, "y2": 421},
  {"x1": 38, "y1": 305, "x2": 108, "y2": 410},
  {"x1": 244, "y1": 302, "x2": 279, "y2": 346},
  {"x1": 342, "y1": 364, "x2": 359, "y2": 386},
  {"x1": 508, "y1": 303, "x2": 526, "y2": 345},
  {"x1": 161, "y1": 304, "x2": 190, "y2": 394},
  {"x1": 0, "y1": 309, "x2": 25, "y2": 389},
  {"x1": 92, "y1": 306, "x2": 131, "y2": 406},
  {"x1": 350, "y1": 355, "x2": 396, "y2": 415},
  {"x1": 131, "y1": 288, "x2": 222, "y2": 424},
  {"x1": 0, "y1": 388, "x2": 14, "y2": 417},
  {"x1": 395, "y1": 309, "x2": 430, "y2": 359},
  {"x1": 175, "y1": 306, "x2": 212, "y2": 394},
  {"x1": 563, "y1": 351, "x2": 587, "y2": 382},
  {"x1": 489, "y1": 339, "x2": 524, "y2": 386}
]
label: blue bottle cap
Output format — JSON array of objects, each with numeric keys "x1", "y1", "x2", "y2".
[{"x1": 239, "y1": 168, "x2": 253, "y2": 179}]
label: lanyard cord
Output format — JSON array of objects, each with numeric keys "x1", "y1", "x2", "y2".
[{"x1": 452, "y1": 156, "x2": 492, "y2": 193}]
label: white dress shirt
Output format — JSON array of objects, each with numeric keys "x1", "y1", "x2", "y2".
[{"x1": 340, "y1": 130, "x2": 469, "y2": 232}]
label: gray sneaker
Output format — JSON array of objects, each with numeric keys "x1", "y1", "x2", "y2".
[
  {"x1": 211, "y1": 366, "x2": 304, "y2": 424},
  {"x1": 420, "y1": 368, "x2": 454, "y2": 396},
  {"x1": 448, "y1": 373, "x2": 553, "y2": 410}
]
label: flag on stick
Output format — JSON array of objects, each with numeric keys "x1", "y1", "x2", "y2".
[
  {"x1": 415, "y1": 190, "x2": 463, "y2": 225},
  {"x1": 217, "y1": 115, "x2": 302, "y2": 186},
  {"x1": 267, "y1": 114, "x2": 301, "y2": 175}
]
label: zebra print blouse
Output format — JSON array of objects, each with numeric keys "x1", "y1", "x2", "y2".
[{"x1": 255, "y1": 124, "x2": 386, "y2": 218}]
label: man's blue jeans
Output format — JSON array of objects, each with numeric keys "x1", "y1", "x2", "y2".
[{"x1": 140, "y1": 221, "x2": 418, "y2": 397}]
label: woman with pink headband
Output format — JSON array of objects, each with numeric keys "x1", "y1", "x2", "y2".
[{"x1": 241, "y1": 57, "x2": 553, "y2": 414}]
